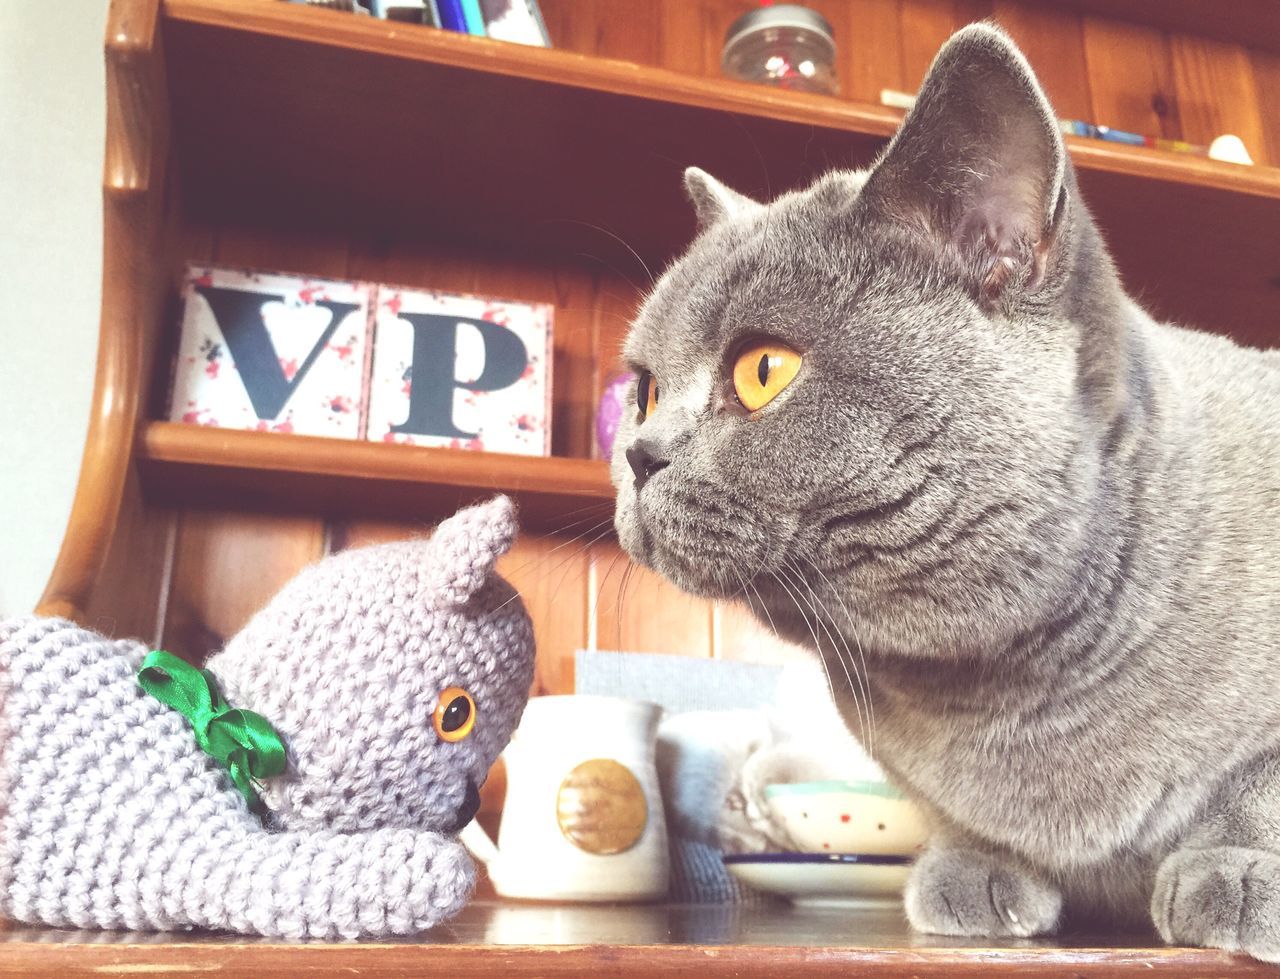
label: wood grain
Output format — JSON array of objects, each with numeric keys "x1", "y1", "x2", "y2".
[
  {"x1": 1171, "y1": 35, "x2": 1269, "y2": 166},
  {"x1": 656, "y1": 0, "x2": 705, "y2": 76},
  {"x1": 845, "y1": 0, "x2": 905, "y2": 104},
  {"x1": 1023, "y1": 0, "x2": 1280, "y2": 57},
  {"x1": 160, "y1": 508, "x2": 327, "y2": 661},
  {"x1": 898, "y1": 0, "x2": 961, "y2": 93},
  {"x1": 990, "y1": 2, "x2": 1093, "y2": 121},
  {"x1": 1251, "y1": 50, "x2": 1280, "y2": 171},
  {"x1": 501, "y1": 531, "x2": 595, "y2": 695},
  {"x1": 77, "y1": 471, "x2": 174, "y2": 647},
  {"x1": 1081, "y1": 17, "x2": 1180, "y2": 139}
]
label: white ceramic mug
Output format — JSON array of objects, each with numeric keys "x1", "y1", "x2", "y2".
[{"x1": 461, "y1": 695, "x2": 669, "y2": 901}]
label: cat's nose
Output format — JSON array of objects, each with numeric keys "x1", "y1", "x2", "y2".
[
  {"x1": 448, "y1": 780, "x2": 482, "y2": 833},
  {"x1": 626, "y1": 441, "x2": 669, "y2": 490}
]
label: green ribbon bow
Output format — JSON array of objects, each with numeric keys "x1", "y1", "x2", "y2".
[{"x1": 137, "y1": 650, "x2": 286, "y2": 811}]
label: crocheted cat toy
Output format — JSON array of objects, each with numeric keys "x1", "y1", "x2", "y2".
[{"x1": 0, "y1": 495, "x2": 535, "y2": 939}]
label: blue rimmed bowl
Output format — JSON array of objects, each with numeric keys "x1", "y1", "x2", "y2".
[{"x1": 765, "y1": 779, "x2": 929, "y2": 856}]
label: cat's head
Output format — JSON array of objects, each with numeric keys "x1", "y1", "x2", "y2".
[
  {"x1": 208, "y1": 496, "x2": 535, "y2": 833},
  {"x1": 613, "y1": 25, "x2": 1125, "y2": 660}
]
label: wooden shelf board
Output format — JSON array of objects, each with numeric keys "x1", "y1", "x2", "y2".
[
  {"x1": 137, "y1": 422, "x2": 612, "y2": 527},
  {"x1": 2, "y1": 900, "x2": 1274, "y2": 976},
  {"x1": 158, "y1": 0, "x2": 1280, "y2": 346}
]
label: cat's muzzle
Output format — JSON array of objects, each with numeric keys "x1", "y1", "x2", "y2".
[{"x1": 449, "y1": 779, "x2": 483, "y2": 832}]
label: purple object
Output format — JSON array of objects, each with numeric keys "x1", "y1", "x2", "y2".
[{"x1": 596, "y1": 371, "x2": 636, "y2": 459}]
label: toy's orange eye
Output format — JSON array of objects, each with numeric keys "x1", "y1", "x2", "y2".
[
  {"x1": 636, "y1": 371, "x2": 659, "y2": 420},
  {"x1": 732, "y1": 341, "x2": 802, "y2": 412},
  {"x1": 433, "y1": 687, "x2": 476, "y2": 742}
]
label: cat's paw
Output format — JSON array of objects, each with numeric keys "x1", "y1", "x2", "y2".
[
  {"x1": 1152, "y1": 846, "x2": 1280, "y2": 962},
  {"x1": 904, "y1": 847, "x2": 1062, "y2": 938}
]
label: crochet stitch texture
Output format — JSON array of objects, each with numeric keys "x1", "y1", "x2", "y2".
[{"x1": 0, "y1": 496, "x2": 534, "y2": 939}]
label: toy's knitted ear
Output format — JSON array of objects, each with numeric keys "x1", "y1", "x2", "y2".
[{"x1": 427, "y1": 495, "x2": 519, "y2": 607}]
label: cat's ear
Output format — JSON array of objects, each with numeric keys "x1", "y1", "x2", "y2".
[
  {"x1": 685, "y1": 167, "x2": 760, "y2": 231},
  {"x1": 427, "y1": 495, "x2": 518, "y2": 607},
  {"x1": 859, "y1": 24, "x2": 1067, "y2": 306}
]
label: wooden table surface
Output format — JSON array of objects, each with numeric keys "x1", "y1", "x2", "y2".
[{"x1": 2, "y1": 899, "x2": 1277, "y2": 976}]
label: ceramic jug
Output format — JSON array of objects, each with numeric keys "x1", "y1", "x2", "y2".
[{"x1": 461, "y1": 695, "x2": 669, "y2": 901}]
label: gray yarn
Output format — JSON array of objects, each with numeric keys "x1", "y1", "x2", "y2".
[{"x1": 0, "y1": 496, "x2": 535, "y2": 939}]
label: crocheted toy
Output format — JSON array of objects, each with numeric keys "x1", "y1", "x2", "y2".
[{"x1": 0, "y1": 495, "x2": 535, "y2": 939}]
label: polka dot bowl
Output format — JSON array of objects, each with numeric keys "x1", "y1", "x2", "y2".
[{"x1": 765, "y1": 780, "x2": 929, "y2": 856}]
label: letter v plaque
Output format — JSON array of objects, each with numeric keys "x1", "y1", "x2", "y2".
[{"x1": 167, "y1": 265, "x2": 372, "y2": 439}]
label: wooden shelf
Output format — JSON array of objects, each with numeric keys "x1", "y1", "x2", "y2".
[
  {"x1": 2, "y1": 900, "x2": 1275, "y2": 977},
  {"x1": 160, "y1": 0, "x2": 1280, "y2": 346},
  {"x1": 137, "y1": 422, "x2": 613, "y2": 528}
]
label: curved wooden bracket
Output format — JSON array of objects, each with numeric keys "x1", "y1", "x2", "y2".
[
  {"x1": 37, "y1": 0, "x2": 167, "y2": 623},
  {"x1": 104, "y1": 0, "x2": 162, "y2": 192}
]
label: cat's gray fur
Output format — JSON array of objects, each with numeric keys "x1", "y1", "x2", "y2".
[{"x1": 612, "y1": 23, "x2": 1280, "y2": 958}]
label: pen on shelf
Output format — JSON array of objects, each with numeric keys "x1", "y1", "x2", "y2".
[{"x1": 1058, "y1": 119, "x2": 1208, "y2": 157}]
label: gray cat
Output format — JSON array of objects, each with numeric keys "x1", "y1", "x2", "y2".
[{"x1": 611, "y1": 23, "x2": 1280, "y2": 960}]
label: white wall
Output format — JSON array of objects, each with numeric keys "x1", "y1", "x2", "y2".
[{"x1": 0, "y1": 2, "x2": 109, "y2": 616}]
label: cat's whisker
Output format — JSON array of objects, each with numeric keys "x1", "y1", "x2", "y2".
[
  {"x1": 745, "y1": 577, "x2": 779, "y2": 641},
  {"x1": 725, "y1": 114, "x2": 778, "y2": 250},
  {"x1": 547, "y1": 499, "x2": 615, "y2": 531},
  {"x1": 543, "y1": 524, "x2": 615, "y2": 624},
  {"x1": 573, "y1": 252, "x2": 649, "y2": 299},
  {"x1": 492, "y1": 507, "x2": 614, "y2": 582},
  {"x1": 515, "y1": 525, "x2": 621, "y2": 670},
  {"x1": 554, "y1": 218, "x2": 656, "y2": 288},
  {"x1": 729, "y1": 113, "x2": 771, "y2": 203},
  {"x1": 779, "y1": 559, "x2": 868, "y2": 746},
  {"x1": 803, "y1": 557, "x2": 878, "y2": 758},
  {"x1": 544, "y1": 522, "x2": 621, "y2": 609},
  {"x1": 592, "y1": 308, "x2": 646, "y2": 331},
  {"x1": 789, "y1": 557, "x2": 877, "y2": 760},
  {"x1": 589, "y1": 546, "x2": 631, "y2": 634},
  {"x1": 806, "y1": 560, "x2": 876, "y2": 747},
  {"x1": 766, "y1": 569, "x2": 862, "y2": 749},
  {"x1": 777, "y1": 560, "x2": 871, "y2": 754},
  {"x1": 489, "y1": 518, "x2": 619, "y2": 615},
  {"x1": 613, "y1": 561, "x2": 640, "y2": 648},
  {"x1": 541, "y1": 516, "x2": 616, "y2": 557}
]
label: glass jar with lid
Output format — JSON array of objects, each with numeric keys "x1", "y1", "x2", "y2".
[{"x1": 721, "y1": 5, "x2": 839, "y2": 96}]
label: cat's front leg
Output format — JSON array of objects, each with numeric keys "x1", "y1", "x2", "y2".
[
  {"x1": 1152, "y1": 755, "x2": 1280, "y2": 961},
  {"x1": 905, "y1": 841, "x2": 1063, "y2": 938}
]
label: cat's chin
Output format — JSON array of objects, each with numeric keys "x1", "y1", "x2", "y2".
[
  {"x1": 647, "y1": 551, "x2": 740, "y2": 600},
  {"x1": 615, "y1": 492, "x2": 773, "y2": 600},
  {"x1": 617, "y1": 517, "x2": 739, "y2": 600}
]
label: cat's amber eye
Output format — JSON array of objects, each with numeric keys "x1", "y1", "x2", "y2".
[
  {"x1": 433, "y1": 687, "x2": 476, "y2": 743},
  {"x1": 636, "y1": 370, "x2": 659, "y2": 419},
  {"x1": 732, "y1": 342, "x2": 802, "y2": 412}
]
